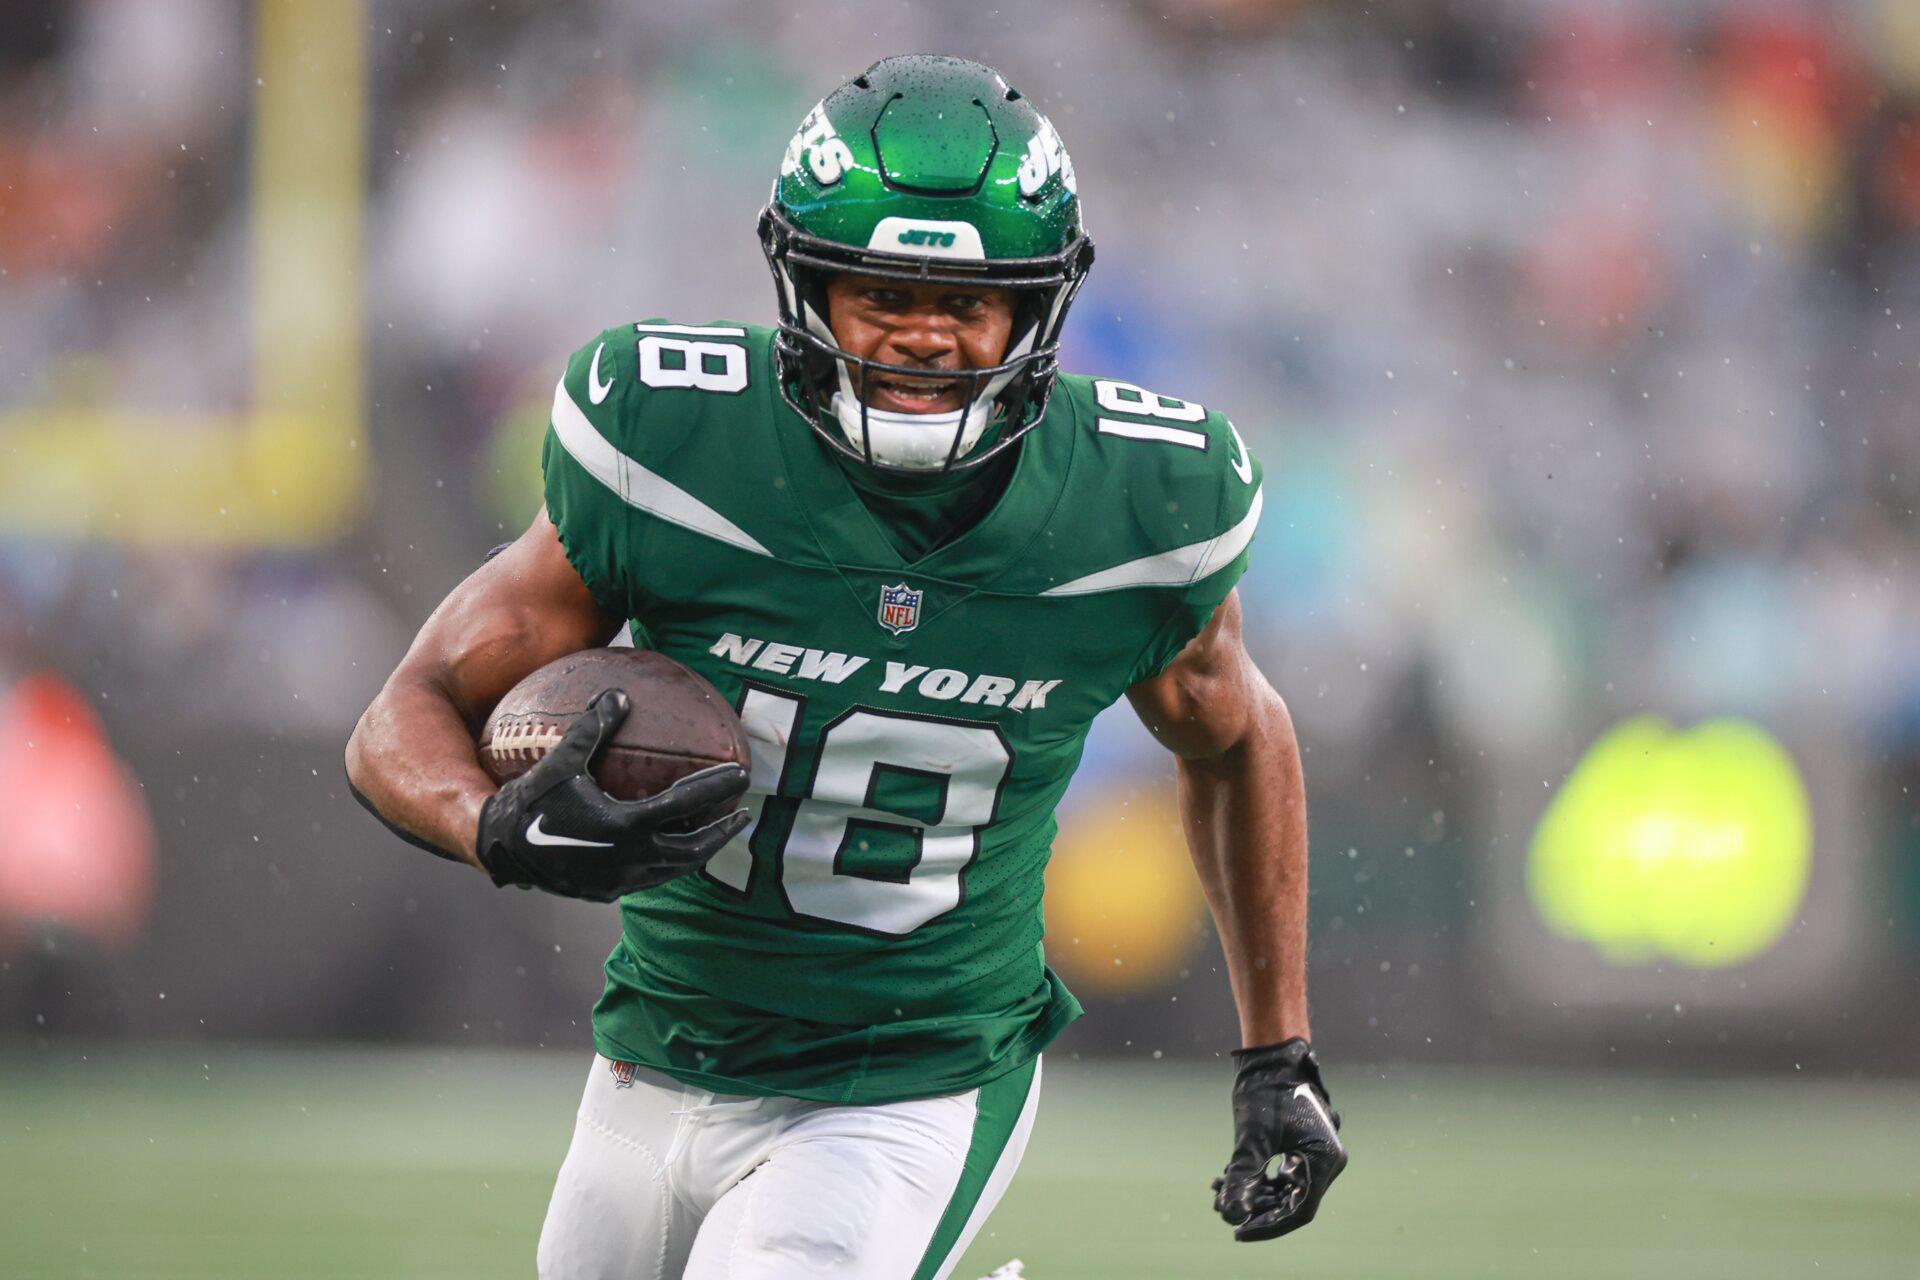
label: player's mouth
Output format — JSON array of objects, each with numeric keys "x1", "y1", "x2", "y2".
[{"x1": 864, "y1": 373, "x2": 966, "y2": 415}]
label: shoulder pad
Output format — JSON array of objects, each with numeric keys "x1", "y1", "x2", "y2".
[
  {"x1": 553, "y1": 320, "x2": 769, "y2": 460},
  {"x1": 544, "y1": 320, "x2": 778, "y2": 565},
  {"x1": 1042, "y1": 373, "x2": 1262, "y2": 594}
]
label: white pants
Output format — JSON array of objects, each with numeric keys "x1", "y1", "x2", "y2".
[{"x1": 537, "y1": 1054, "x2": 1042, "y2": 1280}]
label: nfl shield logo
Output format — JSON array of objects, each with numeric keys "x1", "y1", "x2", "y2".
[{"x1": 878, "y1": 582, "x2": 924, "y2": 636}]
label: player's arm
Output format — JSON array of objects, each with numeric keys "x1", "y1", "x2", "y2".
[
  {"x1": 1126, "y1": 590, "x2": 1306, "y2": 1046},
  {"x1": 1126, "y1": 590, "x2": 1346, "y2": 1240},
  {"x1": 345, "y1": 509, "x2": 620, "y2": 869},
  {"x1": 344, "y1": 509, "x2": 748, "y2": 897}
]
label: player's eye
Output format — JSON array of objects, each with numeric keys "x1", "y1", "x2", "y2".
[
  {"x1": 862, "y1": 287, "x2": 908, "y2": 308},
  {"x1": 946, "y1": 295, "x2": 984, "y2": 313}
]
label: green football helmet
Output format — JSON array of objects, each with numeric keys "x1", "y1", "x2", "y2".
[{"x1": 758, "y1": 54, "x2": 1095, "y2": 473}]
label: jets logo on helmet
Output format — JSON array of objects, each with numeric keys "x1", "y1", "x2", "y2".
[
  {"x1": 1017, "y1": 117, "x2": 1076, "y2": 198},
  {"x1": 780, "y1": 101, "x2": 855, "y2": 187},
  {"x1": 758, "y1": 55, "x2": 1095, "y2": 475}
]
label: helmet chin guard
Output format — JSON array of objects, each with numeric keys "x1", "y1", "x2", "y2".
[{"x1": 828, "y1": 393, "x2": 996, "y2": 472}]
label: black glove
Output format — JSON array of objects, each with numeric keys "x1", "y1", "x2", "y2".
[
  {"x1": 1211, "y1": 1037, "x2": 1347, "y2": 1241},
  {"x1": 475, "y1": 689, "x2": 750, "y2": 902}
]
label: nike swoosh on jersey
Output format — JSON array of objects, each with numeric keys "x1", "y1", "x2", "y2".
[
  {"x1": 1226, "y1": 420, "x2": 1254, "y2": 485},
  {"x1": 526, "y1": 814, "x2": 613, "y2": 849},
  {"x1": 588, "y1": 342, "x2": 614, "y2": 404}
]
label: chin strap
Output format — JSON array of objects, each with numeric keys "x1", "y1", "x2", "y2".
[
  {"x1": 824, "y1": 319, "x2": 1039, "y2": 471},
  {"x1": 828, "y1": 389, "x2": 992, "y2": 471}
]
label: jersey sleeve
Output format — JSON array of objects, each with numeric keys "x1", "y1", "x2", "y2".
[
  {"x1": 1126, "y1": 411, "x2": 1266, "y2": 684},
  {"x1": 541, "y1": 327, "x2": 644, "y2": 620}
]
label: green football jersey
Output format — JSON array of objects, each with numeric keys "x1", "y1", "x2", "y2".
[{"x1": 542, "y1": 320, "x2": 1264, "y2": 1104}]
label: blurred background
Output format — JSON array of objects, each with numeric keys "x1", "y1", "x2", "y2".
[{"x1": 2, "y1": 1, "x2": 1917, "y2": 1277}]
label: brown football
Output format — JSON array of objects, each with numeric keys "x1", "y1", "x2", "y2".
[{"x1": 479, "y1": 649, "x2": 749, "y2": 820}]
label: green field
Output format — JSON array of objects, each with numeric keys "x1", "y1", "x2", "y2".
[{"x1": 3, "y1": 1048, "x2": 1916, "y2": 1280}]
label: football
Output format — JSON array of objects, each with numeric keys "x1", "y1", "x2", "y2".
[{"x1": 478, "y1": 649, "x2": 749, "y2": 818}]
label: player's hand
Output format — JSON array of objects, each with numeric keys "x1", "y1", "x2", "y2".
[
  {"x1": 475, "y1": 689, "x2": 750, "y2": 902},
  {"x1": 1211, "y1": 1038, "x2": 1347, "y2": 1242}
]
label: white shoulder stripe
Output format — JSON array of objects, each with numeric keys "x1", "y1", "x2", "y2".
[
  {"x1": 547, "y1": 378, "x2": 771, "y2": 557},
  {"x1": 1040, "y1": 486, "x2": 1262, "y2": 596}
]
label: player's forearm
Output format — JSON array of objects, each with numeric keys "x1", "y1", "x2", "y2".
[
  {"x1": 1177, "y1": 691, "x2": 1311, "y2": 1047},
  {"x1": 345, "y1": 674, "x2": 495, "y2": 870}
]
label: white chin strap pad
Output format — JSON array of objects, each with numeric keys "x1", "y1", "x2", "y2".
[
  {"x1": 825, "y1": 319, "x2": 1037, "y2": 471},
  {"x1": 830, "y1": 389, "x2": 995, "y2": 470}
]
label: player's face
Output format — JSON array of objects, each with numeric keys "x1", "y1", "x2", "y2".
[{"x1": 824, "y1": 275, "x2": 1017, "y2": 416}]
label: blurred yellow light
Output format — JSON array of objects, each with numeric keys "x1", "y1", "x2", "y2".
[
  {"x1": 1528, "y1": 716, "x2": 1812, "y2": 968},
  {"x1": 1045, "y1": 783, "x2": 1205, "y2": 993},
  {"x1": 0, "y1": 0, "x2": 365, "y2": 546}
]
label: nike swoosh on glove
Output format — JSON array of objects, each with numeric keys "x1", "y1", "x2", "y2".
[
  {"x1": 1211, "y1": 1037, "x2": 1347, "y2": 1241},
  {"x1": 475, "y1": 688, "x2": 750, "y2": 902}
]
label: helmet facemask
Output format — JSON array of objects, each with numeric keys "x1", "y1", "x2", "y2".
[{"x1": 759, "y1": 205, "x2": 1093, "y2": 476}]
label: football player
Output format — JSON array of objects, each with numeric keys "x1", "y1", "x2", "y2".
[{"x1": 346, "y1": 54, "x2": 1344, "y2": 1280}]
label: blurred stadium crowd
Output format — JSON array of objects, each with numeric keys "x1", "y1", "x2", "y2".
[{"x1": 1, "y1": 0, "x2": 1916, "y2": 1064}]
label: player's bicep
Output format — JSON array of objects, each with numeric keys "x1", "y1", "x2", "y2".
[
  {"x1": 399, "y1": 507, "x2": 622, "y2": 728},
  {"x1": 1127, "y1": 592, "x2": 1265, "y2": 760}
]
